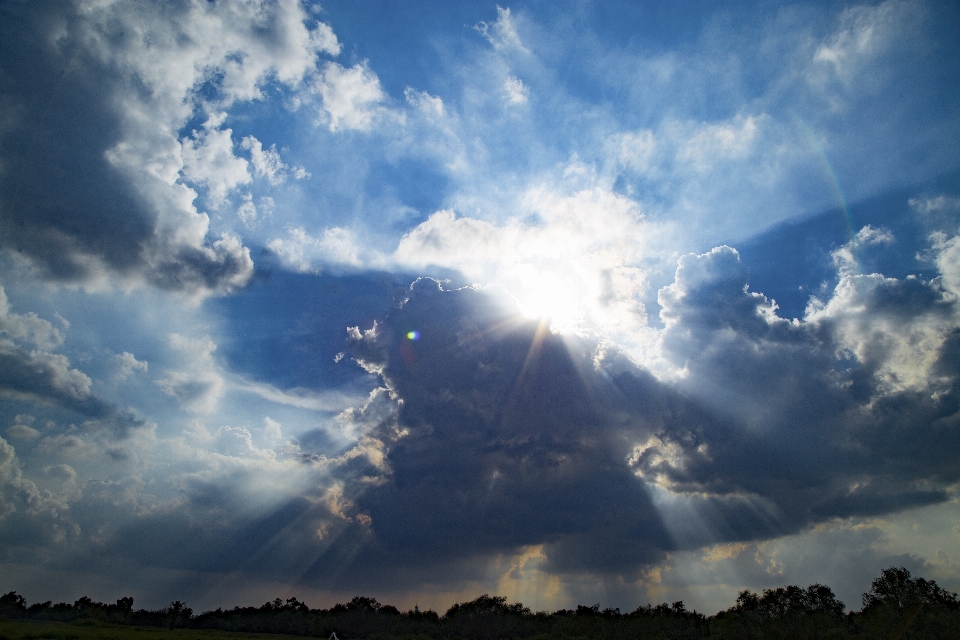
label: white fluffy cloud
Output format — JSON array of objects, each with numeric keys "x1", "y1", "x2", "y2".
[
  {"x1": 180, "y1": 114, "x2": 252, "y2": 206},
  {"x1": 241, "y1": 136, "x2": 310, "y2": 185},
  {"x1": 831, "y1": 225, "x2": 895, "y2": 276},
  {"x1": 316, "y1": 61, "x2": 386, "y2": 132},
  {"x1": 0, "y1": 0, "x2": 342, "y2": 296}
]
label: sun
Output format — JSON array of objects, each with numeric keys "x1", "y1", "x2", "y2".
[{"x1": 505, "y1": 263, "x2": 591, "y2": 332}]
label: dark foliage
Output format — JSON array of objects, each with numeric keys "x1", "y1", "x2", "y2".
[
  {"x1": 2, "y1": 567, "x2": 959, "y2": 639},
  {"x1": 0, "y1": 593, "x2": 191, "y2": 629},
  {"x1": 853, "y1": 566, "x2": 960, "y2": 640}
]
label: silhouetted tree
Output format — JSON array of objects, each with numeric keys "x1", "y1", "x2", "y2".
[
  {"x1": 0, "y1": 591, "x2": 27, "y2": 618},
  {"x1": 164, "y1": 600, "x2": 192, "y2": 629},
  {"x1": 863, "y1": 566, "x2": 959, "y2": 615}
]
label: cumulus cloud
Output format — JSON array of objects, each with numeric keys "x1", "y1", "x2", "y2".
[
  {"x1": 6, "y1": 417, "x2": 40, "y2": 441},
  {"x1": 932, "y1": 232, "x2": 960, "y2": 298},
  {"x1": 235, "y1": 193, "x2": 278, "y2": 228},
  {"x1": 0, "y1": 329, "x2": 148, "y2": 439},
  {"x1": 0, "y1": 292, "x2": 106, "y2": 416},
  {"x1": 0, "y1": 340, "x2": 91, "y2": 403},
  {"x1": 315, "y1": 61, "x2": 386, "y2": 132},
  {"x1": 241, "y1": 136, "x2": 310, "y2": 185},
  {"x1": 0, "y1": 437, "x2": 78, "y2": 539},
  {"x1": 112, "y1": 351, "x2": 148, "y2": 382},
  {"x1": 0, "y1": 233, "x2": 954, "y2": 606},
  {"x1": 180, "y1": 114, "x2": 252, "y2": 207},
  {"x1": 0, "y1": 437, "x2": 43, "y2": 520},
  {"x1": 831, "y1": 225, "x2": 895, "y2": 276},
  {"x1": 648, "y1": 238, "x2": 959, "y2": 524},
  {"x1": 0, "y1": 0, "x2": 336, "y2": 296},
  {"x1": 285, "y1": 228, "x2": 960, "y2": 591},
  {"x1": 0, "y1": 287, "x2": 64, "y2": 351},
  {"x1": 318, "y1": 279, "x2": 672, "y2": 587}
]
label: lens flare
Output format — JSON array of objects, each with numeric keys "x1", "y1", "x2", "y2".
[{"x1": 406, "y1": 330, "x2": 421, "y2": 341}]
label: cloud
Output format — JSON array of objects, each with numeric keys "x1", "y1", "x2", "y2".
[
  {"x1": 0, "y1": 287, "x2": 64, "y2": 352},
  {"x1": 0, "y1": 0, "x2": 335, "y2": 295},
  {"x1": 611, "y1": 130, "x2": 657, "y2": 173},
  {"x1": 213, "y1": 425, "x2": 261, "y2": 458},
  {"x1": 648, "y1": 238, "x2": 960, "y2": 522},
  {"x1": 0, "y1": 437, "x2": 79, "y2": 537},
  {"x1": 831, "y1": 225, "x2": 895, "y2": 276},
  {"x1": 294, "y1": 227, "x2": 960, "y2": 591},
  {"x1": 0, "y1": 436, "x2": 44, "y2": 521},
  {"x1": 932, "y1": 232, "x2": 960, "y2": 298},
  {"x1": 476, "y1": 6, "x2": 528, "y2": 53},
  {"x1": 180, "y1": 114, "x2": 252, "y2": 207},
  {"x1": 264, "y1": 417, "x2": 283, "y2": 441},
  {"x1": 0, "y1": 293, "x2": 100, "y2": 413},
  {"x1": 315, "y1": 61, "x2": 386, "y2": 132},
  {"x1": 234, "y1": 378, "x2": 362, "y2": 413},
  {"x1": 323, "y1": 280, "x2": 675, "y2": 587},
  {"x1": 677, "y1": 115, "x2": 762, "y2": 170},
  {"x1": 112, "y1": 351, "x2": 148, "y2": 382},
  {"x1": 0, "y1": 339, "x2": 91, "y2": 403},
  {"x1": 0, "y1": 331, "x2": 149, "y2": 439},
  {"x1": 393, "y1": 185, "x2": 655, "y2": 339},
  {"x1": 405, "y1": 88, "x2": 445, "y2": 117},
  {"x1": 6, "y1": 424, "x2": 40, "y2": 441},
  {"x1": 268, "y1": 226, "x2": 366, "y2": 272},
  {"x1": 812, "y1": 0, "x2": 924, "y2": 90},
  {"x1": 809, "y1": 273, "x2": 955, "y2": 395},
  {"x1": 241, "y1": 136, "x2": 310, "y2": 185},
  {"x1": 503, "y1": 76, "x2": 529, "y2": 105},
  {"x1": 155, "y1": 334, "x2": 224, "y2": 414},
  {"x1": 909, "y1": 195, "x2": 960, "y2": 215}
]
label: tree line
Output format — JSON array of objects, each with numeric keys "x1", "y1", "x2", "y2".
[{"x1": 1, "y1": 567, "x2": 958, "y2": 639}]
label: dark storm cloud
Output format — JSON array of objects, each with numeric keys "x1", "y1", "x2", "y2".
[
  {"x1": 289, "y1": 249, "x2": 960, "y2": 588},
  {"x1": 649, "y1": 246, "x2": 960, "y2": 522},
  {"x1": 310, "y1": 278, "x2": 674, "y2": 585},
  {"x1": 0, "y1": 1, "x2": 251, "y2": 295}
]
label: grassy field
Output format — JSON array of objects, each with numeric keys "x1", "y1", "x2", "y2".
[{"x1": 0, "y1": 620, "x2": 307, "y2": 640}]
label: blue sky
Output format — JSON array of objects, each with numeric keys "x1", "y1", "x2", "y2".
[{"x1": 1, "y1": 0, "x2": 959, "y2": 615}]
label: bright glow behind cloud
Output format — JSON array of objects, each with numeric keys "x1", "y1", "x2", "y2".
[{"x1": 394, "y1": 184, "x2": 655, "y2": 342}]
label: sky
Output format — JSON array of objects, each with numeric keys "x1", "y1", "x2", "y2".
[{"x1": 1, "y1": 0, "x2": 959, "y2": 617}]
